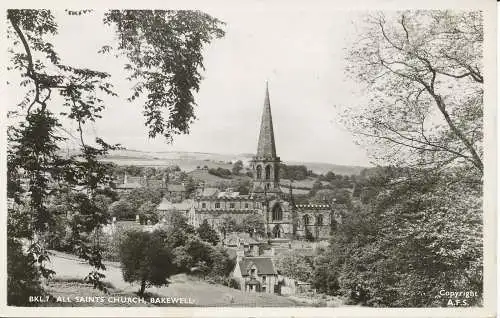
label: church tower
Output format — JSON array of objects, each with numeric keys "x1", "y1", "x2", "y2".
[{"x1": 251, "y1": 82, "x2": 281, "y2": 195}]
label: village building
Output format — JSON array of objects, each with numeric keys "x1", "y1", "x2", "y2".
[{"x1": 232, "y1": 255, "x2": 280, "y2": 294}]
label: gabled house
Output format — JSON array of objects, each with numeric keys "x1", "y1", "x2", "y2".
[{"x1": 231, "y1": 256, "x2": 280, "y2": 294}]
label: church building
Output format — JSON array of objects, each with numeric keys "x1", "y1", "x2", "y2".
[{"x1": 158, "y1": 83, "x2": 336, "y2": 242}]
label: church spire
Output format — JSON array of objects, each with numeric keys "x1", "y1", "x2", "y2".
[{"x1": 256, "y1": 81, "x2": 277, "y2": 158}]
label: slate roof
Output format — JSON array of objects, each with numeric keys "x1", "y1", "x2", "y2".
[{"x1": 238, "y1": 257, "x2": 277, "y2": 276}]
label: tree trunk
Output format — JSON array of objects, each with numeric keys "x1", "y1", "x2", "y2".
[{"x1": 139, "y1": 280, "x2": 146, "y2": 296}]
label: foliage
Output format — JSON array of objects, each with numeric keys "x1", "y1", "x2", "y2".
[
  {"x1": 197, "y1": 219, "x2": 220, "y2": 245},
  {"x1": 311, "y1": 248, "x2": 340, "y2": 296},
  {"x1": 137, "y1": 201, "x2": 160, "y2": 224},
  {"x1": 102, "y1": 10, "x2": 225, "y2": 140},
  {"x1": 329, "y1": 171, "x2": 482, "y2": 307},
  {"x1": 279, "y1": 164, "x2": 309, "y2": 181},
  {"x1": 7, "y1": 238, "x2": 46, "y2": 306},
  {"x1": 310, "y1": 189, "x2": 352, "y2": 206},
  {"x1": 7, "y1": 9, "x2": 224, "y2": 295},
  {"x1": 275, "y1": 251, "x2": 314, "y2": 283},
  {"x1": 208, "y1": 167, "x2": 232, "y2": 179},
  {"x1": 219, "y1": 216, "x2": 238, "y2": 234},
  {"x1": 108, "y1": 199, "x2": 135, "y2": 220},
  {"x1": 124, "y1": 187, "x2": 164, "y2": 211},
  {"x1": 236, "y1": 214, "x2": 266, "y2": 237},
  {"x1": 343, "y1": 11, "x2": 483, "y2": 173},
  {"x1": 119, "y1": 230, "x2": 175, "y2": 296},
  {"x1": 327, "y1": 11, "x2": 485, "y2": 307},
  {"x1": 183, "y1": 176, "x2": 198, "y2": 196},
  {"x1": 232, "y1": 160, "x2": 244, "y2": 175},
  {"x1": 235, "y1": 179, "x2": 252, "y2": 195}
]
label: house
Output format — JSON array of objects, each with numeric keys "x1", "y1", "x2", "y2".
[
  {"x1": 115, "y1": 174, "x2": 142, "y2": 193},
  {"x1": 231, "y1": 255, "x2": 280, "y2": 294},
  {"x1": 166, "y1": 183, "x2": 187, "y2": 202}
]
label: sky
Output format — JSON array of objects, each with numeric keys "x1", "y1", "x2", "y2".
[{"x1": 7, "y1": 9, "x2": 373, "y2": 166}]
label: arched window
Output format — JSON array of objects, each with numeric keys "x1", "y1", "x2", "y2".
[
  {"x1": 316, "y1": 214, "x2": 323, "y2": 226},
  {"x1": 303, "y1": 214, "x2": 310, "y2": 225},
  {"x1": 265, "y1": 165, "x2": 271, "y2": 180},
  {"x1": 272, "y1": 204, "x2": 283, "y2": 221},
  {"x1": 256, "y1": 165, "x2": 262, "y2": 179}
]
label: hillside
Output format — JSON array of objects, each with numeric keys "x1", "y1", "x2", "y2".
[{"x1": 86, "y1": 149, "x2": 369, "y2": 176}]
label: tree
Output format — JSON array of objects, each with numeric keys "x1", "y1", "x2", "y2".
[
  {"x1": 330, "y1": 171, "x2": 482, "y2": 306},
  {"x1": 197, "y1": 219, "x2": 220, "y2": 245},
  {"x1": 344, "y1": 11, "x2": 483, "y2": 174},
  {"x1": 171, "y1": 235, "x2": 214, "y2": 273},
  {"x1": 125, "y1": 187, "x2": 164, "y2": 211},
  {"x1": 137, "y1": 201, "x2": 159, "y2": 224},
  {"x1": 331, "y1": 11, "x2": 484, "y2": 307},
  {"x1": 312, "y1": 248, "x2": 341, "y2": 296},
  {"x1": 219, "y1": 216, "x2": 238, "y2": 236},
  {"x1": 237, "y1": 214, "x2": 266, "y2": 237},
  {"x1": 109, "y1": 199, "x2": 135, "y2": 220},
  {"x1": 7, "y1": 9, "x2": 224, "y2": 293},
  {"x1": 119, "y1": 230, "x2": 175, "y2": 296},
  {"x1": 183, "y1": 176, "x2": 198, "y2": 196},
  {"x1": 235, "y1": 179, "x2": 252, "y2": 195},
  {"x1": 275, "y1": 252, "x2": 313, "y2": 283},
  {"x1": 232, "y1": 160, "x2": 244, "y2": 175}
]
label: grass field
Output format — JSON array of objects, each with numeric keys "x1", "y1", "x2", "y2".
[{"x1": 45, "y1": 251, "x2": 307, "y2": 307}]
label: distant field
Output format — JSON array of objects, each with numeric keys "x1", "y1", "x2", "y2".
[
  {"x1": 100, "y1": 158, "x2": 233, "y2": 173},
  {"x1": 68, "y1": 148, "x2": 369, "y2": 176}
]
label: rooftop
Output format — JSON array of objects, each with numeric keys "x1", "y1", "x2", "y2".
[{"x1": 239, "y1": 256, "x2": 277, "y2": 276}]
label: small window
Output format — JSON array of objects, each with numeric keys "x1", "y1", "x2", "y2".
[
  {"x1": 245, "y1": 203, "x2": 249, "y2": 208},
  {"x1": 202, "y1": 203, "x2": 206, "y2": 209},
  {"x1": 262, "y1": 275, "x2": 266, "y2": 282},
  {"x1": 215, "y1": 202, "x2": 220, "y2": 209},
  {"x1": 229, "y1": 203, "x2": 235, "y2": 208},
  {"x1": 317, "y1": 214, "x2": 323, "y2": 226},
  {"x1": 303, "y1": 214, "x2": 310, "y2": 225}
]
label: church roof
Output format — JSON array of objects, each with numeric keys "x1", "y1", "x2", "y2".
[{"x1": 256, "y1": 82, "x2": 277, "y2": 158}]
